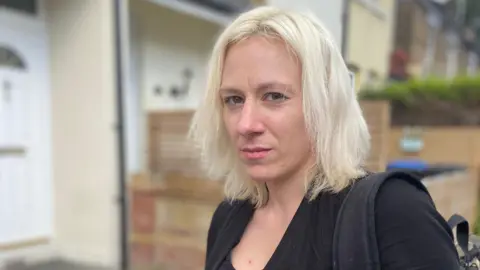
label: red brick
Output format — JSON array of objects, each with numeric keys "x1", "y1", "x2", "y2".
[
  {"x1": 130, "y1": 191, "x2": 156, "y2": 234},
  {"x1": 130, "y1": 243, "x2": 155, "y2": 266},
  {"x1": 155, "y1": 244, "x2": 205, "y2": 269}
]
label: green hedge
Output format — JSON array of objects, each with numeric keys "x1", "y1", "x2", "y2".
[
  {"x1": 475, "y1": 201, "x2": 480, "y2": 235},
  {"x1": 359, "y1": 76, "x2": 480, "y2": 107}
]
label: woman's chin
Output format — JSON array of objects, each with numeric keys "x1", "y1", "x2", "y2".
[{"x1": 246, "y1": 166, "x2": 277, "y2": 183}]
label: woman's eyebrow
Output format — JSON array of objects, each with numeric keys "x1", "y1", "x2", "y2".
[
  {"x1": 219, "y1": 82, "x2": 295, "y2": 95},
  {"x1": 256, "y1": 82, "x2": 295, "y2": 94},
  {"x1": 219, "y1": 87, "x2": 243, "y2": 96}
]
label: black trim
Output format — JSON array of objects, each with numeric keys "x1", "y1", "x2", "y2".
[
  {"x1": 0, "y1": 0, "x2": 37, "y2": 15},
  {"x1": 113, "y1": 0, "x2": 129, "y2": 269}
]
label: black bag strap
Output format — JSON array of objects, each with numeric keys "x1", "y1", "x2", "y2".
[
  {"x1": 447, "y1": 214, "x2": 470, "y2": 255},
  {"x1": 332, "y1": 170, "x2": 430, "y2": 270}
]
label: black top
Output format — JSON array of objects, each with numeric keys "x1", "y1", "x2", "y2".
[
  {"x1": 218, "y1": 253, "x2": 235, "y2": 270},
  {"x1": 207, "y1": 177, "x2": 459, "y2": 270}
]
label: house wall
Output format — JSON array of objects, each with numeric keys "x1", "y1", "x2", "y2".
[
  {"x1": 128, "y1": 0, "x2": 223, "y2": 173},
  {"x1": 395, "y1": 0, "x2": 470, "y2": 78},
  {"x1": 124, "y1": 0, "x2": 143, "y2": 174},
  {"x1": 46, "y1": 0, "x2": 119, "y2": 267},
  {"x1": 347, "y1": 0, "x2": 396, "y2": 90},
  {"x1": 393, "y1": 1, "x2": 413, "y2": 54},
  {"x1": 131, "y1": 0, "x2": 221, "y2": 113},
  {"x1": 407, "y1": 3, "x2": 449, "y2": 77},
  {"x1": 406, "y1": 3, "x2": 429, "y2": 76},
  {"x1": 266, "y1": 0, "x2": 343, "y2": 46},
  {"x1": 133, "y1": 0, "x2": 343, "y2": 113}
]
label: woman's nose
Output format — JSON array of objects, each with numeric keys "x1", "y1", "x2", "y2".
[{"x1": 236, "y1": 100, "x2": 265, "y2": 136}]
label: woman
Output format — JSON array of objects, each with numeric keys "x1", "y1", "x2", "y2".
[{"x1": 189, "y1": 6, "x2": 459, "y2": 270}]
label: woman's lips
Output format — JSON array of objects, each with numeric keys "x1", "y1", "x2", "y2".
[{"x1": 240, "y1": 147, "x2": 271, "y2": 160}]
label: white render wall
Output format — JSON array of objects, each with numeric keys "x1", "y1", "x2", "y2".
[
  {"x1": 132, "y1": 0, "x2": 221, "y2": 112},
  {"x1": 47, "y1": 0, "x2": 119, "y2": 267},
  {"x1": 266, "y1": 0, "x2": 343, "y2": 47}
]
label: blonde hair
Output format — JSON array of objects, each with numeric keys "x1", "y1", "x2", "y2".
[{"x1": 189, "y1": 6, "x2": 371, "y2": 207}]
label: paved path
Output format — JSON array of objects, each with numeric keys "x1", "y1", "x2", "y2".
[
  {"x1": 6, "y1": 235, "x2": 479, "y2": 270},
  {"x1": 2, "y1": 259, "x2": 113, "y2": 270}
]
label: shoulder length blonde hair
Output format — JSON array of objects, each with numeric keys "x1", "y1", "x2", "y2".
[{"x1": 189, "y1": 6, "x2": 371, "y2": 207}]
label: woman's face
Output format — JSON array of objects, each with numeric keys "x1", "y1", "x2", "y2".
[{"x1": 220, "y1": 36, "x2": 314, "y2": 184}]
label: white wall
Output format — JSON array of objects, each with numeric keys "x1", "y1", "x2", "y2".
[
  {"x1": 123, "y1": 0, "x2": 142, "y2": 174},
  {"x1": 266, "y1": 0, "x2": 343, "y2": 47},
  {"x1": 131, "y1": 0, "x2": 221, "y2": 112},
  {"x1": 128, "y1": 0, "x2": 223, "y2": 172},
  {"x1": 46, "y1": 0, "x2": 119, "y2": 267}
]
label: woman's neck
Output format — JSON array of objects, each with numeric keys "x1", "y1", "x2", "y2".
[{"x1": 262, "y1": 173, "x2": 306, "y2": 217}]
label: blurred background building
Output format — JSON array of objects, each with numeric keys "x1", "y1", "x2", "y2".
[
  {"x1": 1, "y1": 0, "x2": 480, "y2": 270},
  {"x1": 344, "y1": 0, "x2": 397, "y2": 91},
  {"x1": 1, "y1": 1, "x2": 120, "y2": 269},
  {"x1": 0, "y1": 1, "x2": 344, "y2": 269}
]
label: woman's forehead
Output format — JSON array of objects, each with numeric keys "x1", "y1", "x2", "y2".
[{"x1": 220, "y1": 37, "x2": 301, "y2": 92}]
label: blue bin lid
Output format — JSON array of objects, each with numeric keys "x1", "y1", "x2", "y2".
[{"x1": 386, "y1": 159, "x2": 429, "y2": 171}]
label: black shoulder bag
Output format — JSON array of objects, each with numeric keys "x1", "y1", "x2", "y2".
[{"x1": 331, "y1": 170, "x2": 479, "y2": 270}]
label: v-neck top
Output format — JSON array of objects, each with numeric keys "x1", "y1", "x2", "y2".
[
  {"x1": 218, "y1": 252, "x2": 234, "y2": 270},
  {"x1": 208, "y1": 190, "x2": 347, "y2": 270},
  {"x1": 206, "y1": 178, "x2": 459, "y2": 270},
  {"x1": 218, "y1": 197, "x2": 312, "y2": 270}
]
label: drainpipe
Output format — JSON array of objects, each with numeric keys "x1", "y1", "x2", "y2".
[
  {"x1": 341, "y1": 0, "x2": 351, "y2": 60},
  {"x1": 113, "y1": 0, "x2": 129, "y2": 269}
]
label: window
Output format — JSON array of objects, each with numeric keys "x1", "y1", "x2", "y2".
[
  {"x1": 0, "y1": 46, "x2": 27, "y2": 70},
  {"x1": 365, "y1": 69, "x2": 379, "y2": 86},
  {"x1": 347, "y1": 63, "x2": 361, "y2": 91},
  {"x1": 184, "y1": 0, "x2": 251, "y2": 14},
  {"x1": 0, "y1": 0, "x2": 37, "y2": 15}
]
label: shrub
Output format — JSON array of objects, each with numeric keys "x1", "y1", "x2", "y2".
[
  {"x1": 359, "y1": 76, "x2": 480, "y2": 126},
  {"x1": 360, "y1": 76, "x2": 480, "y2": 103}
]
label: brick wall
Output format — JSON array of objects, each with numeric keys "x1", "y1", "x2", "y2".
[
  {"x1": 129, "y1": 174, "x2": 222, "y2": 270},
  {"x1": 360, "y1": 100, "x2": 390, "y2": 172},
  {"x1": 388, "y1": 127, "x2": 480, "y2": 225},
  {"x1": 424, "y1": 170, "x2": 479, "y2": 225}
]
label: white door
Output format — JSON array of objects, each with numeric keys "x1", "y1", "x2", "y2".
[
  {"x1": 0, "y1": 11, "x2": 52, "y2": 246},
  {"x1": 0, "y1": 69, "x2": 32, "y2": 243}
]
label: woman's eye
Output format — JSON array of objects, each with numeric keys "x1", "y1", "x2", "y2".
[
  {"x1": 264, "y1": 92, "x2": 288, "y2": 101},
  {"x1": 223, "y1": 96, "x2": 244, "y2": 105}
]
